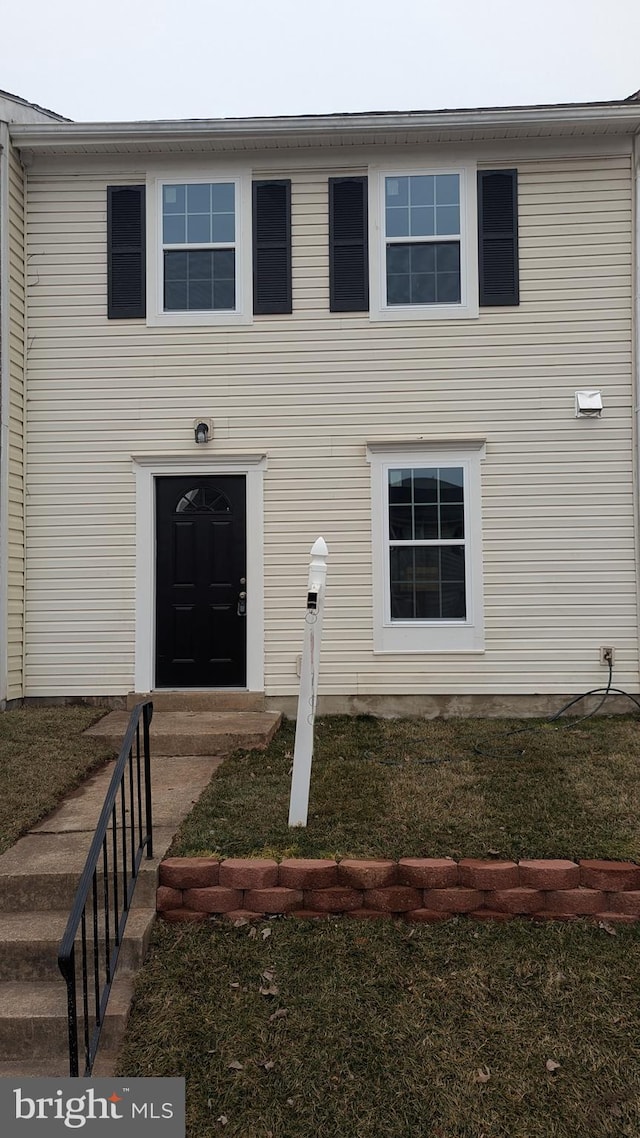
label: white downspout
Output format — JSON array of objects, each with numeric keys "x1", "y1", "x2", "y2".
[
  {"x1": 0, "y1": 122, "x2": 10, "y2": 707},
  {"x1": 628, "y1": 129, "x2": 633, "y2": 687}
]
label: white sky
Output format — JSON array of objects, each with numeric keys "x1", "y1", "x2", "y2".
[{"x1": 1, "y1": 0, "x2": 639, "y2": 123}]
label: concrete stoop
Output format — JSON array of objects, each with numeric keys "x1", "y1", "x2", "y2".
[
  {"x1": 86, "y1": 709, "x2": 282, "y2": 756},
  {"x1": 0, "y1": 700, "x2": 274, "y2": 1076}
]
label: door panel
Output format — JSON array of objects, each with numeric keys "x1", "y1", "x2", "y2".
[{"x1": 155, "y1": 475, "x2": 247, "y2": 687}]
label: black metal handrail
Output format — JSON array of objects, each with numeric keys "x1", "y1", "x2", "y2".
[{"x1": 58, "y1": 700, "x2": 153, "y2": 1077}]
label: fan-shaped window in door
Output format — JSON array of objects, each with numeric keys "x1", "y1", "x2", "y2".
[{"x1": 175, "y1": 486, "x2": 232, "y2": 514}]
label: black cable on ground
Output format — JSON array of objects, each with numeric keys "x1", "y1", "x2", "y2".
[{"x1": 361, "y1": 658, "x2": 640, "y2": 767}]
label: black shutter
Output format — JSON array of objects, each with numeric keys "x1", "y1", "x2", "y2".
[
  {"x1": 329, "y1": 177, "x2": 369, "y2": 312},
  {"x1": 252, "y1": 180, "x2": 292, "y2": 314},
  {"x1": 107, "y1": 185, "x2": 146, "y2": 319},
  {"x1": 478, "y1": 170, "x2": 519, "y2": 306}
]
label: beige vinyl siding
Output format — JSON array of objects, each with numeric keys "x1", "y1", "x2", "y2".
[
  {"x1": 24, "y1": 148, "x2": 637, "y2": 696},
  {"x1": 7, "y1": 145, "x2": 25, "y2": 699}
]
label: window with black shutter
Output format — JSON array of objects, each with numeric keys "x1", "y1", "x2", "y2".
[
  {"x1": 329, "y1": 177, "x2": 369, "y2": 312},
  {"x1": 478, "y1": 170, "x2": 519, "y2": 306},
  {"x1": 107, "y1": 185, "x2": 146, "y2": 319},
  {"x1": 252, "y1": 180, "x2": 292, "y2": 314}
]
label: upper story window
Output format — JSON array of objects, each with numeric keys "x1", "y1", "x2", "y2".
[
  {"x1": 162, "y1": 183, "x2": 236, "y2": 312},
  {"x1": 146, "y1": 173, "x2": 252, "y2": 327},
  {"x1": 385, "y1": 174, "x2": 461, "y2": 306},
  {"x1": 369, "y1": 165, "x2": 478, "y2": 322}
]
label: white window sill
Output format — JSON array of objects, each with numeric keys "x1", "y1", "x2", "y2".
[
  {"x1": 146, "y1": 310, "x2": 253, "y2": 328},
  {"x1": 370, "y1": 302, "x2": 479, "y2": 322}
]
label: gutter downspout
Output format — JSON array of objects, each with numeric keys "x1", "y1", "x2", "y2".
[
  {"x1": 0, "y1": 122, "x2": 10, "y2": 707},
  {"x1": 628, "y1": 129, "x2": 633, "y2": 687}
]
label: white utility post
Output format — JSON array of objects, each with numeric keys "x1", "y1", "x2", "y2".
[{"x1": 288, "y1": 537, "x2": 329, "y2": 827}]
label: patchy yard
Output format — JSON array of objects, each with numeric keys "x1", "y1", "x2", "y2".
[
  {"x1": 119, "y1": 917, "x2": 640, "y2": 1138},
  {"x1": 0, "y1": 706, "x2": 116, "y2": 854},
  {"x1": 170, "y1": 714, "x2": 640, "y2": 862}
]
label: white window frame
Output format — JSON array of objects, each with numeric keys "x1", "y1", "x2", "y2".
[
  {"x1": 367, "y1": 441, "x2": 485, "y2": 652},
  {"x1": 146, "y1": 170, "x2": 253, "y2": 327},
  {"x1": 368, "y1": 163, "x2": 478, "y2": 321}
]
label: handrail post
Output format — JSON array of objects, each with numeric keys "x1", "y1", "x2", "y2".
[
  {"x1": 59, "y1": 944, "x2": 79, "y2": 1077},
  {"x1": 143, "y1": 702, "x2": 153, "y2": 858}
]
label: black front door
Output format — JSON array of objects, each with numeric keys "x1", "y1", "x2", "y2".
[{"x1": 155, "y1": 475, "x2": 247, "y2": 687}]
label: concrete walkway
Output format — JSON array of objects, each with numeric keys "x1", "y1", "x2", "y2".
[{"x1": 0, "y1": 750, "x2": 224, "y2": 1077}]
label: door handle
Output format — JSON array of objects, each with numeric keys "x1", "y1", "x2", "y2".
[{"x1": 237, "y1": 591, "x2": 247, "y2": 617}]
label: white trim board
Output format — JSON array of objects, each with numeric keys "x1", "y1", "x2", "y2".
[
  {"x1": 132, "y1": 453, "x2": 267, "y2": 693},
  {"x1": 0, "y1": 125, "x2": 11, "y2": 703}
]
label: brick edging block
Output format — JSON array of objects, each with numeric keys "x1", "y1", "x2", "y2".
[{"x1": 156, "y1": 856, "x2": 640, "y2": 924}]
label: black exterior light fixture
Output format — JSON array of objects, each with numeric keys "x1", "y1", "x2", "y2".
[{"x1": 193, "y1": 419, "x2": 212, "y2": 445}]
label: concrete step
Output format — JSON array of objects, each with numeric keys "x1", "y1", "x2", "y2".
[
  {"x1": 0, "y1": 832, "x2": 165, "y2": 912},
  {"x1": 0, "y1": 1051, "x2": 119, "y2": 1076},
  {"x1": 86, "y1": 710, "x2": 282, "y2": 756},
  {"x1": 127, "y1": 690, "x2": 265, "y2": 712},
  {"x1": 0, "y1": 977, "x2": 134, "y2": 1060},
  {"x1": 0, "y1": 909, "x2": 155, "y2": 981}
]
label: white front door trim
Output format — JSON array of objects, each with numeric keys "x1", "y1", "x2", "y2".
[{"x1": 132, "y1": 452, "x2": 266, "y2": 692}]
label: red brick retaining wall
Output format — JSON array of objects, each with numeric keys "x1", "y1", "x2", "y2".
[{"x1": 157, "y1": 856, "x2": 640, "y2": 924}]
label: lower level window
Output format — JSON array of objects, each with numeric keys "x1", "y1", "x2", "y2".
[{"x1": 368, "y1": 444, "x2": 485, "y2": 652}]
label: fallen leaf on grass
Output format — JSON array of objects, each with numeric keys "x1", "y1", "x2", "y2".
[
  {"x1": 259, "y1": 984, "x2": 279, "y2": 997},
  {"x1": 269, "y1": 1008, "x2": 289, "y2": 1022},
  {"x1": 261, "y1": 970, "x2": 275, "y2": 982},
  {"x1": 229, "y1": 982, "x2": 240, "y2": 989},
  {"x1": 258, "y1": 1059, "x2": 275, "y2": 1071},
  {"x1": 233, "y1": 917, "x2": 250, "y2": 928},
  {"x1": 248, "y1": 927, "x2": 257, "y2": 940},
  {"x1": 262, "y1": 927, "x2": 272, "y2": 940},
  {"x1": 598, "y1": 920, "x2": 618, "y2": 936},
  {"x1": 475, "y1": 1065, "x2": 491, "y2": 1084},
  {"x1": 546, "y1": 1059, "x2": 561, "y2": 1073},
  {"x1": 216, "y1": 1116, "x2": 228, "y2": 1126},
  {"x1": 227, "y1": 1060, "x2": 244, "y2": 1071}
]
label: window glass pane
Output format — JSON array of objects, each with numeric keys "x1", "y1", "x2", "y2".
[
  {"x1": 386, "y1": 206, "x2": 410, "y2": 238},
  {"x1": 409, "y1": 175, "x2": 434, "y2": 207},
  {"x1": 187, "y1": 214, "x2": 211, "y2": 243},
  {"x1": 435, "y1": 204, "x2": 460, "y2": 236},
  {"x1": 189, "y1": 251, "x2": 213, "y2": 279},
  {"x1": 163, "y1": 214, "x2": 186, "y2": 244},
  {"x1": 212, "y1": 213, "x2": 235, "y2": 243},
  {"x1": 411, "y1": 274, "x2": 436, "y2": 304},
  {"x1": 213, "y1": 248, "x2": 235, "y2": 278},
  {"x1": 413, "y1": 470, "x2": 438, "y2": 502},
  {"x1": 439, "y1": 504, "x2": 464, "y2": 538},
  {"x1": 387, "y1": 242, "x2": 460, "y2": 306},
  {"x1": 163, "y1": 184, "x2": 185, "y2": 214},
  {"x1": 436, "y1": 273, "x2": 461, "y2": 303},
  {"x1": 385, "y1": 176, "x2": 409, "y2": 207},
  {"x1": 164, "y1": 250, "x2": 187, "y2": 280},
  {"x1": 186, "y1": 183, "x2": 211, "y2": 213},
  {"x1": 388, "y1": 469, "x2": 413, "y2": 503},
  {"x1": 164, "y1": 280, "x2": 188, "y2": 310},
  {"x1": 164, "y1": 182, "x2": 236, "y2": 249},
  {"x1": 413, "y1": 504, "x2": 438, "y2": 538},
  {"x1": 189, "y1": 279, "x2": 214, "y2": 309},
  {"x1": 439, "y1": 467, "x2": 464, "y2": 501},
  {"x1": 163, "y1": 250, "x2": 236, "y2": 311},
  {"x1": 389, "y1": 505, "x2": 413, "y2": 539},
  {"x1": 435, "y1": 174, "x2": 460, "y2": 205},
  {"x1": 213, "y1": 278, "x2": 236, "y2": 310},
  {"x1": 410, "y1": 206, "x2": 434, "y2": 237},
  {"x1": 212, "y1": 183, "x2": 235, "y2": 212},
  {"x1": 390, "y1": 546, "x2": 466, "y2": 621}
]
